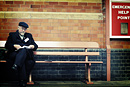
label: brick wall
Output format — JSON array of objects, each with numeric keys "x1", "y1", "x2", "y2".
[
  {"x1": 0, "y1": 1, "x2": 102, "y2": 13},
  {"x1": 0, "y1": 0, "x2": 105, "y2": 48},
  {"x1": 110, "y1": 41, "x2": 130, "y2": 49},
  {"x1": 111, "y1": 49, "x2": 130, "y2": 81}
]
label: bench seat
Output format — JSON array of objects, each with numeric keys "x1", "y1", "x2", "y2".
[
  {"x1": 36, "y1": 61, "x2": 103, "y2": 63},
  {"x1": 0, "y1": 60, "x2": 103, "y2": 63}
]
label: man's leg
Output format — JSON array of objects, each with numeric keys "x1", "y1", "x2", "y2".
[
  {"x1": 13, "y1": 48, "x2": 27, "y2": 68},
  {"x1": 25, "y1": 59, "x2": 35, "y2": 82},
  {"x1": 19, "y1": 59, "x2": 35, "y2": 86},
  {"x1": 19, "y1": 63, "x2": 27, "y2": 87},
  {"x1": 6, "y1": 51, "x2": 19, "y2": 80}
]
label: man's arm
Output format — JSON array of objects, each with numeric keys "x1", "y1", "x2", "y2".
[
  {"x1": 5, "y1": 33, "x2": 17, "y2": 51},
  {"x1": 29, "y1": 34, "x2": 38, "y2": 51}
]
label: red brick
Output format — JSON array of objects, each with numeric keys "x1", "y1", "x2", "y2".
[
  {"x1": 41, "y1": 5, "x2": 53, "y2": 8},
  {"x1": 25, "y1": 1, "x2": 34, "y2": 5},
  {"x1": 38, "y1": 8, "x2": 43, "y2": 12},
  {"x1": 81, "y1": 23, "x2": 90, "y2": 26},
  {"x1": 0, "y1": 37, "x2": 7, "y2": 40},
  {"x1": 79, "y1": 9, "x2": 86, "y2": 12},
  {"x1": 21, "y1": 5, "x2": 30, "y2": 8},
  {"x1": 0, "y1": 1, "x2": 4, "y2": 4},
  {"x1": 0, "y1": 8, "x2": 2, "y2": 11},
  {"x1": 0, "y1": 30, "x2": 10, "y2": 33},
  {"x1": 97, "y1": 3, "x2": 102, "y2": 6},
  {"x1": 13, "y1": 8, "x2": 18, "y2": 11},
  {"x1": 54, "y1": 5, "x2": 63, "y2": 8},
  {"x1": 87, "y1": 3, "x2": 97, "y2": 6},
  {"x1": 92, "y1": 9, "x2": 101, "y2": 13},
  {"x1": 10, "y1": 4, "x2": 20, "y2": 8},
  {"x1": 6, "y1": 1, "x2": 13, "y2": 4},
  {"x1": 18, "y1": 8, "x2": 24, "y2": 11},
  {"x1": 92, "y1": 34, "x2": 97, "y2": 37},
  {"x1": 98, "y1": 27, "x2": 103, "y2": 30},
  {"x1": 41, "y1": 30, "x2": 51, "y2": 33},
  {"x1": 84, "y1": 6, "x2": 91, "y2": 9},
  {"x1": 49, "y1": 2, "x2": 58, "y2": 5},
  {"x1": 12, "y1": 19, "x2": 18, "y2": 22},
  {"x1": 73, "y1": 6, "x2": 83, "y2": 9},
  {"x1": 2, "y1": 19, "x2": 7, "y2": 22},
  {"x1": 123, "y1": 45, "x2": 129, "y2": 49},
  {"x1": 98, "y1": 20, "x2": 103, "y2": 23},
  {"x1": 44, "y1": 2, "x2": 49, "y2": 5},
  {"x1": 35, "y1": 2, "x2": 43, "y2": 5},
  {"x1": 68, "y1": 2, "x2": 78, "y2": 6},
  {"x1": 0, "y1": 5, "x2": 10, "y2": 8},
  {"x1": 7, "y1": 26, "x2": 13, "y2": 29},
  {"x1": 85, "y1": 9, "x2": 92, "y2": 13},
  {"x1": 58, "y1": 2, "x2": 68, "y2": 5},
  {"x1": 92, "y1": 6, "x2": 101, "y2": 9},
  {"x1": 32, "y1": 33, "x2": 38, "y2": 37},
  {"x1": 41, "y1": 5, "x2": 46, "y2": 8},
  {"x1": 63, "y1": 6, "x2": 73, "y2": 9},
  {"x1": 120, "y1": 41, "x2": 125, "y2": 45},
  {"x1": 47, "y1": 9, "x2": 56, "y2": 12},
  {"x1": 31, "y1": 5, "x2": 40, "y2": 8},
  {"x1": 14, "y1": 1, "x2": 24, "y2": 4},
  {"x1": 78, "y1": 3, "x2": 87, "y2": 6},
  {"x1": 112, "y1": 45, "x2": 123, "y2": 48}
]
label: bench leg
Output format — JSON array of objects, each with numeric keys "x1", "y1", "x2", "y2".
[
  {"x1": 27, "y1": 73, "x2": 34, "y2": 85},
  {"x1": 85, "y1": 63, "x2": 93, "y2": 84}
]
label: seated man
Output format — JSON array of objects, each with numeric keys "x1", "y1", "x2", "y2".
[{"x1": 5, "y1": 22, "x2": 38, "y2": 87}]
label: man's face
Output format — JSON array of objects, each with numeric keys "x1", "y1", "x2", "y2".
[{"x1": 18, "y1": 26, "x2": 27, "y2": 35}]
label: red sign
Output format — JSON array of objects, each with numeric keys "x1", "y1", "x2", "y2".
[{"x1": 112, "y1": 2, "x2": 130, "y2": 36}]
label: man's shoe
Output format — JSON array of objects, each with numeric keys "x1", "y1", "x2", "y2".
[{"x1": 12, "y1": 64, "x2": 18, "y2": 71}]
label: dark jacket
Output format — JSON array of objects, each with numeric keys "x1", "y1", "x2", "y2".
[{"x1": 5, "y1": 30, "x2": 38, "y2": 60}]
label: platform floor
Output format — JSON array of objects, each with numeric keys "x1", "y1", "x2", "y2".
[{"x1": 0, "y1": 80, "x2": 130, "y2": 87}]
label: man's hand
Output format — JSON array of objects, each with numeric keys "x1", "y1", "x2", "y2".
[
  {"x1": 28, "y1": 45, "x2": 34, "y2": 49},
  {"x1": 14, "y1": 44, "x2": 21, "y2": 50}
]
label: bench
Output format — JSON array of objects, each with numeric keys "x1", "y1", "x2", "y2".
[{"x1": 0, "y1": 41, "x2": 103, "y2": 84}]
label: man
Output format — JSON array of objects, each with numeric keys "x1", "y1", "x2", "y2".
[{"x1": 5, "y1": 22, "x2": 38, "y2": 87}]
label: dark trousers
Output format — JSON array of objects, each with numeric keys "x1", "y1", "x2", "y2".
[{"x1": 6, "y1": 48, "x2": 35, "y2": 81}]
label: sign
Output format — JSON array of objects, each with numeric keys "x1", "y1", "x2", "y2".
[{"x1": 110, "y1": 2, "x2": 130, "y2": 38}]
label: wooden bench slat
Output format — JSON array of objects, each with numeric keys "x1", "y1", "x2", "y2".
[
  {"x1": 0, "y1": 60, "x2": 6, "y2": 62},
  {"x1": 35, "y1": 41, "x2": 99, "y2": 48},
  {"x1": 0, "y1": 41, "x2": 99, "y2": 48},
  {"x1": 35, "y1": 61, "x2": 103, "y2": 63},
  {"x1": 34, "y1": 52, "x2": 99, "y2": 56},
  {"x1": 0, "y1": 60, "x2": 103, "y2": 64}
]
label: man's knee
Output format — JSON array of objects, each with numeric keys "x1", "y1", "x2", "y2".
[{"x1": 18, "y1": 48, "x2": 27, "y2": 54}]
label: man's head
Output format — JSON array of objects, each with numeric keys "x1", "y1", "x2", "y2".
[{"x1": 18, "y1": 22, "x2": 29, "y2": 35}]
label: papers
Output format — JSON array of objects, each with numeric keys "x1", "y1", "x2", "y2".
[
  {"x1": 19, "y1": 46, "x2": 31, "y2": 49},
  {"x1": 15, "y1": 46, "x2": 31, "y2": 51}
]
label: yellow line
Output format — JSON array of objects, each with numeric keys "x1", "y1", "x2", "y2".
[{"x1": 0, "y1": 11, "x2": 103, "y2": 20}]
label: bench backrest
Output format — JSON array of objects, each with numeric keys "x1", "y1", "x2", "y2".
[
  {"x1": 0, "y1": 41, "x2": 99, "y2": 49},
  {"x1": 0, "y1": 41, "x2": 101, "y2": 63},
  {"x1": 36, "y1": 41, "x2": 99, "y2": 49}
]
